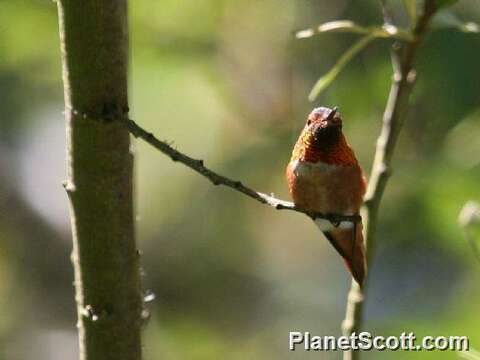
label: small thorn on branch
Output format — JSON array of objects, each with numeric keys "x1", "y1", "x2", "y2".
[
  {"x1": 62, "y1": 180, "x2": 76, "y2": 193},
  {"x1": 81, "y1": 305, "x2": 100, "y2": 322},
  {"x1": 378, "y1": 163, "x2": 392, "y2": 177}
]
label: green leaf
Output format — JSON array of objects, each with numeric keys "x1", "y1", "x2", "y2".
[
  {"x1": 308, "y1": 35, "x2": 376, "y2": 101},
  {"x1": 403, "y1": 0, "x2": 417, "y2": 23},
  {"x1": 295, "y1": 20, "x2": 413, "y2": 42},
  {"x1": 436, "y1": 0, "x2": 459, "y2": 9}
]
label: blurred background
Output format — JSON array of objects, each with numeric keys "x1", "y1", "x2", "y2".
[{"x1": 1, "y1": 0, "x2": 479, "y2": 359}]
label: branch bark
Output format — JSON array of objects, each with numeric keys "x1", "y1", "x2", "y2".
[
  {"x1": 56, "y1": 1, "x2": 142, "y2": 360},
  {"x1": 125, "y1": 118, "x2": 361, "y2": 225},
  {"x1": 342, "y1": 2, "x2": 438, "y2": 359}
]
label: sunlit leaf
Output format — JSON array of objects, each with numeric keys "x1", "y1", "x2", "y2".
[
  {"x1": 295, "y1": 20, "x2": 413, "y2": 42},
  {"x1": 403, "y1": 0, "x2": 417, "y2": 24},
  {"x1": 308, "y1": 35, "x2": 376, "y2": 101}
]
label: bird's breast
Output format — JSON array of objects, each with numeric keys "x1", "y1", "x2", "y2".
[
  {"x1": 286, "y1": 159, "x2": 364, "y2": 216},
  {"x1": 290, "y1": 159, "x2": 339, "y2": 177}
]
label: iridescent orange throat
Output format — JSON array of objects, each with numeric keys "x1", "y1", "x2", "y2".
[{"x1": 291, "y1": 129, "x2": 357, "y2": 166}]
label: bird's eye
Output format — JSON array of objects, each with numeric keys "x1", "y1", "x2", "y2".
[{"x1": 306, "y1": 119, "x2": 312, "y2": 125}]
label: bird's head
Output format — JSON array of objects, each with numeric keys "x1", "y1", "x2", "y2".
[
  {"x1": 306, "y1": 106, "x2": 342, "y2": 138},
  {"x1": 300, "y1": 106, "x2": 343, "y2": 149},
  {"x1": 290, "y1": 106, "x2": 357, "y2": 166}
]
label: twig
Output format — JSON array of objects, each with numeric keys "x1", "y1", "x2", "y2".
[
  {"x1": 125, "y1": 118, "x2": 361, "y2": 225},
  {"x1": 342, "y1": 1, "x2": 438, "y2": 359}
]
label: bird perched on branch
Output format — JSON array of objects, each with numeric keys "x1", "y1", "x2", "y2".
[{"x1": 286, "y1": 107, "x2": 367, "y2": 286}]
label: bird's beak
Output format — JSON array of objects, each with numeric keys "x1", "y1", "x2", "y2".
[{"x1": 325, "y1": 106, "x2": 338, "y2": 121}]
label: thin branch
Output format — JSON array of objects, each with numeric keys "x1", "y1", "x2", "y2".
[
  {"x1": 125, "y1": 118, "x2": 361, "y2": 225},
  {"x1": 342, "y1": 1, "x2": 438, "y2": 359}
]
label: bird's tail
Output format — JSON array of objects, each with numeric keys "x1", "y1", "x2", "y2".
[{"x1": 324, "y1": 223, "x2": 366, "y2": 287}]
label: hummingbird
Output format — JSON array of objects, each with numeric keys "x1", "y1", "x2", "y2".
[{"x1": 286, "y1": 107, "x2": 367, "y2": 286}]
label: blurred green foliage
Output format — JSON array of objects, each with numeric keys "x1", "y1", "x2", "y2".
[{"x1": 0, "y1": 0, "x2": 479, "y2": 359}]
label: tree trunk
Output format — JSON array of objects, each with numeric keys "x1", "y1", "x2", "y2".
[{"x1": 56, "y1": 1, "x2": 142, "y2": 359}]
